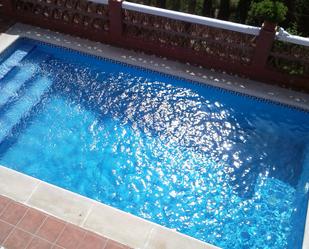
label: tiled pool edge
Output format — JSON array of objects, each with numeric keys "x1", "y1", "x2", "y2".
[
  {"x1": 4, "y1": 23, "x2": 309, "y2": 112},
  {"x1": 0, "y1": 166, "x2": 219, "y2": 249}
]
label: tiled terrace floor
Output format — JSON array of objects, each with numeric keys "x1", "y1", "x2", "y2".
[{"x1": 0, "y1": 195, "x2": 131, "y2": 249}]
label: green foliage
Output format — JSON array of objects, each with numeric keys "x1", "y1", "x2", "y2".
[
  {"x1": 294, "y1": 0, "x2": 309, "y2": 36},
  {"x1": 248, "y1": 0, "x2": 288, "y2": 24},
  {"x1": 286, "y1": 22, "x2": 301, "y2": 36},
  {"x1": 269, "y1": 40, "x2": 309, "y2": 77}
]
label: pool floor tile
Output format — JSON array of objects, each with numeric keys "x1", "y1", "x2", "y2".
[
  {"x1": 36, "y1": 216, "x2": 66, "y2": 243},
  {"x1": 51, "y1": 246, "x2": 65, "y2": 249},
  {"x1": 3, "y1": 228, "x2": 33, "y2": 249},
  {"x1": 0, "y1": 201, "x2": 28, "y2": 225},
  {"x1": 105, "y1": 240, "x2": 130, "y2": 249},
  {"x1": 26, "y1": 237, "x2": 53, "y2": 249},
  {"x1": 0, "y1": 195, "x2": 10, "y2": 215},
  {"x1": 17, "y1": 209, "x2": 47, "y2": 234},
  {"x1": 78, "y1": 232, "x2": 107, "y2": 249},
  {"x1": 77, "y1": 231, "x2": 107, "y2": 249},
  {"x1": 55, "y1": 224, "x2": 86, "y2": 249},
  {"x1": 0, "y1": 220, "x2": 14, "y2": 244}
]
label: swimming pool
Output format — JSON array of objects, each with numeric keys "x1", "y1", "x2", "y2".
[{"x1": 0, "y1": 38, "x2": 308, "y2": 249}]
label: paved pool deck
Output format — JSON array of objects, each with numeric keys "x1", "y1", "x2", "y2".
[
  {"x1": 0, "y1": 23, "x2": 308, "y2": 249},
  {"x1": 0, "y1": 195, "x2": 130, "y2": 249}
]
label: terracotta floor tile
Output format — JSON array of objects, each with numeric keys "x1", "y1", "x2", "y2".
[
  {"x1": 104, "y1": 240, "x2": 127, "y2": 249},
  {"x1": 36, "y1": 216, "x2": 66, "y2": 243},
  {"x1": 77, "y1": 231, "x2": 107, "y2": 249},
  {"x1": 18, "y1": 208, "x2": 47, "y2": 234},
  {"x1": 0, "y1": 220, "x2": 14, "y2": 244},
  {"x1": 26, "y1": 237, "x2": 53, "y2": 249},
  {"x1": 0, "y1": 201, "x2": 28, "y2": 225},
  {"x1": 56, "y1": 224, "x2": 86, "y2": 249},
  {"x1": 3, "y1": 228, "x2": 33, "y2": 249},
  {"x1": 0, "y1": 196, "x2": 10, "y2": 215},
  {"x1": 52, "y1": 246, "x2": 65, "y2": 249},
  {"x1": 0, "y1": 196, "x2": 128, "y2": 249}
]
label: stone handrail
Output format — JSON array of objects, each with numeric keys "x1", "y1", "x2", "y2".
[
  {"x1": 276, "y1": 28, "x2": 309, "y2": 47},
  {"x1": 122, "y1": 1, "x2": 261, "y2": 36},
  {"x1": 89, "y1": 0, "x2": 109, "y2": 5}
]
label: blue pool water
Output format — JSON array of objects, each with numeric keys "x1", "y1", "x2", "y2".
[{"x1": 0, "y1": 38, "x2": 308, "y2": 249}]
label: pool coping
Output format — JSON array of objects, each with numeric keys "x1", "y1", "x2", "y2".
[{"x1": 0, "y1": 23, "x2": 308, "y2": 249}]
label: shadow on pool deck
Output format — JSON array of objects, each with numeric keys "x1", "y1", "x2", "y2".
[{"x1": 0, "y1": 17, "x2": 15, "y2": 33}]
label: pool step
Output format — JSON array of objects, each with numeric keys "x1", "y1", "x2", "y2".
[
  {"x1": 0, "y1": 52, "x2": 51, "y2": 109},
  {"x1": 0, "y1": 44, "x2": 35, "y2": 81},
  {"x1": 0, "y1": 67, "x2": 36, "y2": 108},
  {"x1": 0, "y1": 76, "x2": 52, "y2": 142}
]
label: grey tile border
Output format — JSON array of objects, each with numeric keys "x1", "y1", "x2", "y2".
[
  {"x1": 27, "y1": 183, "x2": 94, "y2": 226},
  {"x1": 0, "y1": 166, "x2": 219, "y2": 249},
  {"x1": 83, "y1": 202, "x2": 154, "y2": 248},
  {"x1": 0, "y1": 166, "x2": 40, "y2": 203},
  {"x1": 146, "y1": 225, "x2": 214, "y2": 249}
]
